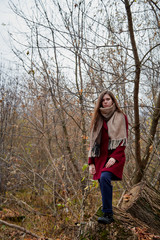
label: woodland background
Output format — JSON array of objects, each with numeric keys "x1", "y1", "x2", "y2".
[{"x1": 0, "y1": 0, "x2": 160, "y2": 239}]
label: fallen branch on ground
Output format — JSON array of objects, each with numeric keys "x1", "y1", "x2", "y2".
[{"x1": 0, "y1": 219, "x2": 41, "y2": 239}]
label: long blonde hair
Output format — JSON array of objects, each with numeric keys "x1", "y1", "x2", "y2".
[{"x1": 90, "y1": 91, "x2": 123, "y2": 130}]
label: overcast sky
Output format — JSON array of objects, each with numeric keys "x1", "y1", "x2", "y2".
[{"x1": 0, "y1": 0, "x2": 18, "y2": 63}]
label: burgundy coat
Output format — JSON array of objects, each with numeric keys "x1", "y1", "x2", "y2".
[{"x1": 88, "y1": 115, "x2": 128, "y2": 180}]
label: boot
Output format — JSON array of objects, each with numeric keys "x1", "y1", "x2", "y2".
[{"x1": 98, "y1": 213, "x2": 114, "y2": 224}]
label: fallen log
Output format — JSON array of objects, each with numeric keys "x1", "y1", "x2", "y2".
[
  {"x1": 80, "y1": 207, "x2": 160, "y2": 240},
  {"x1": 120, "y1": 182, "x2": 160, "y2": 234}
]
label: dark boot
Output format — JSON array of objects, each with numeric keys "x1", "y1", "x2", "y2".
[{"x1": 98, "y1": 213, "x2": 114, "y2": 224}]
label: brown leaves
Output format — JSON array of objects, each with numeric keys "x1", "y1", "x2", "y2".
[
  {"x1": 132, "y1": 227, "x2": 157, "y2": 240},
  {"x1": 149, "y1": 145, "x2": 153, "y2": 153},
  {"x1": 79, "y1": 89, "x2": 83, "y2": 95},
  {"x1": 81, "y1": 135, "x2": 88, "y2": 140},
  {"x1": 0, "y1": 208, "x2": 21, "y2": 221},
  {"x1": 24, "y1": 238, "x2": 34, "y2": 240},
  {"x1": 123, "y1": 193, "x2": 132, "y2": 202}
]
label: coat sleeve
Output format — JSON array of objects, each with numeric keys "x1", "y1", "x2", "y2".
[
  {"x1": 109, "y1": 145, "x2": 125, "y2": 162},
  {"x1": 88, "y1": 157, "x2": 95, "y2": 165}
]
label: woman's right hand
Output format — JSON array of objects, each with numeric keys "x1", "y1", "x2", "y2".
[{"x1": 89, "y1": 164, "x2": 96, "y2": 175}]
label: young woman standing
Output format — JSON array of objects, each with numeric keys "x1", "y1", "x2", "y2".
[{"x1": 88, "y1": 91, "x2": 128, "y2": 224}]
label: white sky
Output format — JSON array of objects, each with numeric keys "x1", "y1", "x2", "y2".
[
  {"x1": 0, "y1": 0, "x2": 19, "y2": 63},
  {"x1": 0, "y1": 0, "x2": 159, "y2": 94}
]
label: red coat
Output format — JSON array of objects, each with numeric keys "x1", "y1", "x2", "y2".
[{"x1": 88, "y1": 115, "x2": 128, "y2": 180}]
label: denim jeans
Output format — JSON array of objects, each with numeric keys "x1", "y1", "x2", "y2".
[{"x1": 99, "y1": 171, "x2": 118, "y2": 214}]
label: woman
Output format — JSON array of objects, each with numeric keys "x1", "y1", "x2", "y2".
[{"x1": 88, "y1": 90, "x2": 128, "y2": 224}]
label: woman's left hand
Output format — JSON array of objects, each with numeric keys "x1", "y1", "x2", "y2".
[{"x1": 105, "y1": 158, "x2": 116, "y2": 168}]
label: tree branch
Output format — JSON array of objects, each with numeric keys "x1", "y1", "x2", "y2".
[
  {"x1": 0, "y1": 219, "x2": 41, "y2": 239},
  {"x1": 141, "y1": 44, "x2": 160, "y2": 64}
]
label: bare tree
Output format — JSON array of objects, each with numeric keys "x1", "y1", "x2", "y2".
[{"x1": 1, "y1": 0, "x2": 159, "y2": 237}]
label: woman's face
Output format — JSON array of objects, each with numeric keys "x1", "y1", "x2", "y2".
[{"x1": 102, "y1": 94, "x2": 113, "y2": 108}]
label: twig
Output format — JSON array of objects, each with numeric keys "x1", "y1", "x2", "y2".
[{"x1": 0, "y1": 219, "x2": 41, "y2": 239}]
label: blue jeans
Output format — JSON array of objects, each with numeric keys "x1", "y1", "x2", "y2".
[{"x1": 99, "y1": 171, "x2": 118, "y2": 214}]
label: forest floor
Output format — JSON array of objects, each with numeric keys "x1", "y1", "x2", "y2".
[
  {"x1": 0, "y1": 205, "x2": 160, "y2": 240},
  {"x1": 0, "y1": 205, "x2": 79, "y2": 240},
  {"x1": 0, "y1": 184, "x2": 160, "y2": 240}
]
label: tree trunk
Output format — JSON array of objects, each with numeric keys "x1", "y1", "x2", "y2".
[
  {"x1": 132, "y1": 92, "x2": 160, "y2": 184},
  {"x1": 124, "y1": 0, "x2": 142, "y2": 178},
  {"x1": 121, "y1": 182, "x2": 160, "y2": 234}
]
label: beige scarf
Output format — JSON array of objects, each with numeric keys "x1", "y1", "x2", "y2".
[{"x1": 88, "y1": 104, "x2": 127, "y2": 157}]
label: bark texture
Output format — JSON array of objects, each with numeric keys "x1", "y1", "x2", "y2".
[
  {"x1": 80, "y1": 206, "x2": 160, "y2": 240},
  {"x1": 80, "y1": 183, "x2": 160, "y2": 239},
  {"x1": 121, "y1": 182, "x2": 160, "y2": 234}
]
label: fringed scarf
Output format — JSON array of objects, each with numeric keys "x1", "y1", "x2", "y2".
[{"x1": 88, "y1": 103, "x2": 127, "y2": 157}]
